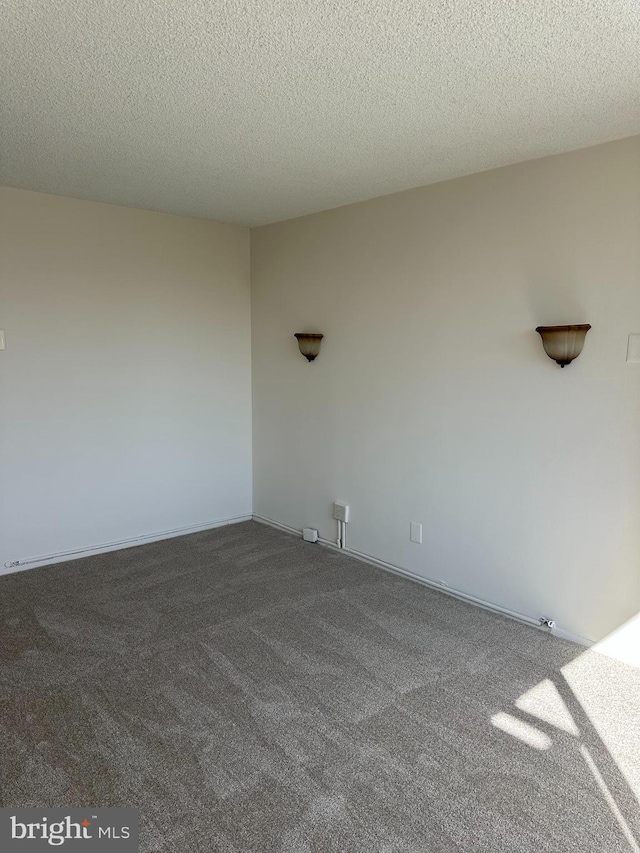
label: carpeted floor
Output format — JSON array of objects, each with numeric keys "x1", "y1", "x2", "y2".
[{"x1": 1, "y1": 521, "x2": 638, "y2": 852}]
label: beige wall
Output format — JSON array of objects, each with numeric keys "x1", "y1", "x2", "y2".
[
  {"x1": 0, "y1": 188, "x2": 252, "y2": 568},
  {"x1": 3, "y1": 139, "x2": 639, "y2": 643},
  {"x1": 251, "y1": 136, "x2": 640, "y2": 644}
]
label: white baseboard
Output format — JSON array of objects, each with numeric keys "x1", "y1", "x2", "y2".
[
  {"x1": 1, "y1": 514, "x2": 253, "y2": 576},
  {"x1": 253, "y1": 514, "x2": 592, "y2": 648},
  {"x1": 3, "y1": 510, "x2": 593, "y2": 649},
  {"x1": 253, "y1": 513, "x2": 327, "y2": 541}
]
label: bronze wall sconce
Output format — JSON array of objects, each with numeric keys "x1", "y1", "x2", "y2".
[
  {"x1": 535, "y1": 324, "x2": 591, "y2": 367},
  {"x1": 294, "y1": 333, "x2": 324, "y2": 362}
]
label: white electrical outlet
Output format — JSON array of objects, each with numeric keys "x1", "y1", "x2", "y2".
[
  {"x1": 334, "y1": 502, "x2": 350, "y2": 523},
  {"x1": 0, "y1": 330, "x2": 5, "y2": 350},
  {"x1": 410, "y1": 522, "x2": 422, "y2": 544},
  {"x1": 303, "y1": 527, "x2": 319, "y2": 543}
]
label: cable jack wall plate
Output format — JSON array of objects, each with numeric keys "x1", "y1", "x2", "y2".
[{"x1": 333, "y1": 502, "x2": 350, "y2": 523}]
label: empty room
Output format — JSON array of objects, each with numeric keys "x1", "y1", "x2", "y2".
[{"x1": 1, "y1": 2, "x2": 639, "y2": 851}]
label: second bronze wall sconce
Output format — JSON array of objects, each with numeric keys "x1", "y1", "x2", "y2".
[{"x1": 535, "y1": 324, "x2": 591, "y2": 368}]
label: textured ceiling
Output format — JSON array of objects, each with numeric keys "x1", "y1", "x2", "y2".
[{"x1": 1, "y1": 1, "x2": 639, "y2": 226}]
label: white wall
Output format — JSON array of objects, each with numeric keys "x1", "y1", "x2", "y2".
[
  {"x1": 0, "y1": 187, "x2": 252, "y2": 568},
  {"x1": 251, "y1": 136, "x2": 640, "y2": 644}
]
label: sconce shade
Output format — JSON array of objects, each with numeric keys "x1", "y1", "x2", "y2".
[
  {"x1": 294, "y1": 333, "x2": 324, "y2": 362},
  {"x1": 535, "y1": 324, "x2": 591, "y2": 367}
]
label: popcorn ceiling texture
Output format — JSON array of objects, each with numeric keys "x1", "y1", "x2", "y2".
[{"x1": 1, "y1": 0, "x2": 639, "y2": 225}]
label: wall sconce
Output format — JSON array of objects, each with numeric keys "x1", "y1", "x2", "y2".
[
  {"x1": 294, "y1": 333, "x2": 324, "y2": 362},
  {"x1": 535, "y1": 324, "x2": 591, "y2": 368}
]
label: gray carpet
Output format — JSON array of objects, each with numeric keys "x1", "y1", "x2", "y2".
[{"x1": 1, "y1": 521, "x2": 639, "y2": 852}]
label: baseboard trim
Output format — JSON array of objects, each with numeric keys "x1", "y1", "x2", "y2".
[
  {"x1": 1, "y1": 514, "x2": 253, "y2": 576},
  {"x1": 253, "y1": 514, "x2": 339, "y2": 549},
  {"x1": 252, "y1": 514, "x2": 592, "y2": 648}
]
